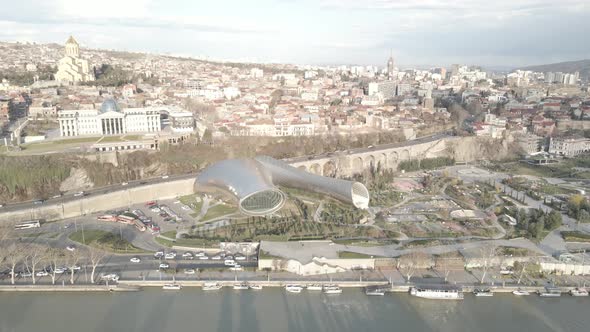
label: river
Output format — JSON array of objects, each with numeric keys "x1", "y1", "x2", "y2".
[{"x1": 0, "y1": 289, "x2": 588, "y2": 332}]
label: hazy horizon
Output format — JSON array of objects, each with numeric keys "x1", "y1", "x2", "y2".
[{"x1": 1, "y1": 0, "x2": 589, "y2": 68}]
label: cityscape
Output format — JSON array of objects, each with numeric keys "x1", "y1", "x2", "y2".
[{"x1": 1, "y1": 1, "x2": 590, "y2": 331}]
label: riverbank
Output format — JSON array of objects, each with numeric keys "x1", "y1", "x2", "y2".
[{"x1": 0, "y1": 284, "x2": 140, "y2": 292}]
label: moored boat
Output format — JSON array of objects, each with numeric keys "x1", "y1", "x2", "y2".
[
  {"x1": 323, "y1": 285, "x2": 343, "y2": 294},
  {"x1": 285, "y1": 284, "x2": 304, "y2": 293},
  {"x1": 474, "y1": 288, "x2": 494, "y2": 297},
  {"x1": 410, "y1": 287, "x2": 464, "y2": 300},
  {"x1": 512, "y1": 289, "x2": 530, "y2": 296},
  {"x1": 203, "y1": 282, "x2": 223, "y2": 291},
  {"x1": 233, "y1": 283, "x2": 249, "y2": 290},
  {"x1": 570, "y1": 287, "x2": 589, "y2": 297},
  {"x1": 162, "y1": 284, "x2": 182, "y2": 290},
  {"x1": 365, "y1": 287, "x2": 386, "y2": 296},
  {"x1": 249, "y1": 284, "x2": 263, "y2": 290},
  {"x1": 306, "y1": 284, "x2": 323, "y2": 291}
]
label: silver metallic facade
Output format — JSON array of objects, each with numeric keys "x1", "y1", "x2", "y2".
[{"x1": 195, "y1": 156, "x2": 369, "y2": 216}]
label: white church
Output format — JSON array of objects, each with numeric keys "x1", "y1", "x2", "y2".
[{"x1": 55, "y1": 36, "x2": 94, "y2": 84}]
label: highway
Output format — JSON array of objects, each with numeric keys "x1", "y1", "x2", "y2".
[{"x1": 0, "y1": 172, "x2": 199, "y2": 213}]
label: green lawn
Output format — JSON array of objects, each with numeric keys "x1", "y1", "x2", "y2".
[
  {"x1": 20, "y1": 137, "x2": 100, "y2": 152},
  {"x1": 561, "y1": 231, "x2": 590, "y2": 242},
  {"x1": 179, "y1": 194, "x2": 203, "y2": 215},
  {"x1": 155, "y1": 235, "x2": 220, "y2": 248},
  {"x1": 69, "y1": 229, "x2": 145, "y2": 253},
  {"x1": 202, "y1": 203, "x2": 237, "y2": 221}
]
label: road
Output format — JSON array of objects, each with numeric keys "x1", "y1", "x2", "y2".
[{"x1": 0, "y1": 172, "x2": 199, "y2": 213}]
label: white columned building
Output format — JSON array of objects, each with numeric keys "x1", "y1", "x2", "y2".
[{"x1": 58, "y1": 99, "x2": 163, "y2": 137}]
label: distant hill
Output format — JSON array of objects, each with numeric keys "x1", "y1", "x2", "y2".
[{"x1": 518, "y1": 59, "x2": 590, "y2": 80}]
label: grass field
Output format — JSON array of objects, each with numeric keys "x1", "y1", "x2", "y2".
[
  {"x1": 20, "y1": 137, "x2": 100, "y2": 153},
  {"x1": 337, "y1": 251, "x2": 378, "y2": 259},
  {"x1": 202, "y1": 203, "x2": 237, "y2": 221},
  {"x1": 69, "y1": 229, "x2": 144, "y2": 253},
  {"x1": 561, "y1": 231, "x2": 590, "y2": 242}
]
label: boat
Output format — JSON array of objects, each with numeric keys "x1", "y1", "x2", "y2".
[
  {"x1": 233, "y1": 283, "x2": 249, "y2": 290},
  {"x1": 539, "y1": 286, "x2": 561, "y2": 297},
  {"x1": 365, "y1": 287, "x2": 386, "y2": 296},
  {"x1": 285, "y1": 285, "x2": 304, "y2": 293},
  {"x1": 162, "y1": 284, "x2": 182, "y2": 290},
  {"x1": 570, "y1": 288, "x2": 589, "y2": 297},
  {"x1": 249, "y1": 284, "x2": 263, "y2": 290},
  {"x1": 512, "y1": 289, "x2": 530, "y2": 296},
  {"x1": 202, "y1": 282, "x2": 223, "y2": 291},
  {"x1": 323, "y1": 285, "x2": 343, "y2": 294},
  {"x1": 410, "y1": 287, "x2": 464, "y2": 300},
  {"x1": 474, "y1": 288, "x2": 494, "y2": 297},
  {"x1": 306, "y1": 284, "x2": 323, "y2": 291}
]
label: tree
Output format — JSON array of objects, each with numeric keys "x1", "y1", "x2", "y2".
[
  {"x1": 46, "y1": 248, "x2": 65, "y2": 285},
  {"x1": 87, "y1": 247, "x2": 108, "y2": 284},
  {"x1": 23, "y1": 244, "x2": 46, "y2": 285},
  {"x1": 397, "y1": 252, "x2": 430, "y2": 283},
  {"x1": 546, "y1": 211, "x2": 563, "y2": 231},
  {"x1": 478, "y1": 245, "x2": 497, "y2": 284},
  {"x1": 65, "y1": 250, "x2": 81, "y2": 284},
  {"x1": 3, "y1": 243, "x2": 26, "y2": 285}
]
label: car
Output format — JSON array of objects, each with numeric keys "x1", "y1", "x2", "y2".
[
  {"x1": 161, "y1": 175, "x2": 169, "y2": 179},
  {"x1": 225, "y1": 255, "x2": 234, "y2": 260},
  {"x1": 173, "y1": 200, "x2": 181, "y2": 204},
  {"x1": 150, "y1": 207, "x2": 161, "y2": 213},
  {"x1": 184, "y1": 269, "x2": 196, "y2": 275},
  {"x1": 33, "y1": 200, "x2": 44, "y2": 205},
  {"x1": 63, "y1": 223, "x2": 72, "y2": 229},
  {"x1": 224, "y1": 259, "x2": 237, "y2": 266},
  {"x1": 130, "y1": 257, "x2": 141, "y2": 263},
  {"x1": 159, "y1": 263, "x2": 170, "y2": 269},
  {"x1": 182, "y1": 252, "x2": 194, "y2": 259},
  {"x1": 194, "y1": 252, "x2": 205, "y2": 257},
  {"x1": 181, "y1": 205, "x2": 191, "y2": 211},
  {"x1": 159, "y1": 213, "x2": 168, "y2": 218},
  {"x1": 73, "y1": 191, "x2": 85, "y2": 197},
  {"x1": 19, "y1": 272, "x2": 33, "y2": 277},
  {"x1": 53, "y1": 267, "x2": 67, "y2": 274},
  {"x1": 146, "y1": 201, "x2": 156, "y2": 206},
  {"x1": 211, "y1": 255, "x2": 222, "y2": 260},
  {"x1": 121, "y1": 182, "x2": 129, "y2": 186},
  {"x1": 164, "y1": 253, "x2": 176, "y2": 260},
  {"x1": 66, "y1": 245, "x2": 76, "y2": 252},
  {"x1": 154, "y1": 251, "x2": 164, "y2": 258},
  {"x1": 101, "y1": 273, "x2": 119, "y2": 281},
  {"x1": 52, "y1": 194, "x2": 62, "y2": 199},
  {"x1": 71, "y1": 265, "x2": 81, "y2": 271},
  {"x1": 234, "y1": 255, "x2": 246, "y2": 261},
  {"x1": 198, "y1": 256, "x2": 209, "y2": 260}
]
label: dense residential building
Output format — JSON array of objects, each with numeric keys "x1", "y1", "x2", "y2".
[
  {"x1": 58, "y1": 99, "x2": 161, "y2": 137},
  {"x1": 54, "y1": 36, "x2": 94, "y2": 84},
  {"x1": 549, "y1": 137, "x2": 590, "y2": 157}
]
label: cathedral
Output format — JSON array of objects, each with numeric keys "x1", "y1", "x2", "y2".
[{"x1": 55, "y1": 36, "x2": 94, "y2": 84}]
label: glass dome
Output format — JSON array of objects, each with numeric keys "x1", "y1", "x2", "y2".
[{"x1": 100, "y1": 98, "x2": 121, "y2": 113}]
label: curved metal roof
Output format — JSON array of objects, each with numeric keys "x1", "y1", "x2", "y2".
[
  {"x1": 100, "y1": 98, "x2": 121, "y2": 114},
  {"x1": 195, "y1": 156, "x2": 370, "y2": 216}
]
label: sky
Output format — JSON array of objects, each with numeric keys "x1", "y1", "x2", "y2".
[{"x1": 0, "y1": 0, "x2": 588, "y2": 68}]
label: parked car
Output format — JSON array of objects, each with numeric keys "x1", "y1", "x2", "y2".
[
  {"x1": 164, "y1": 253, "x2": 176, "y2": 260},
  {"x1": 184, "y1": 269, "x2": 196, "y2": 275},
  {"x1": 159, "y1": 263, "x2": 170, "y2": 269},
  {"x1": 73, "y1": 191, "x2": 85, "y2": 197},
  {"x1": 182, "y1": 252, "x2": 194, "y2": 259},
  {"x1": 154, "y1": 251, "x2": 164, "y2": 258},
  {"x1": 36, "y1": 270, "x2": 49, "y2": 277},
  {"x1": 161, "y1": 175, "x2": 169, "y2": 179},
  {"x1": 130, "y1": 257, "x2": 141, "y2": 263},
  {"x1": 66, "y1": 245, "x2": 76, "y2": 252}
]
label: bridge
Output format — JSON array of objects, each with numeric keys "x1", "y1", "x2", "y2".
[{"x1": 286, "y1": 134, "x2": 456, "y2": 177}]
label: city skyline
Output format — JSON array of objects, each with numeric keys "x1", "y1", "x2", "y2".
[{"x1": 0, "y1": 0, "x2": 588, "y2": 68}]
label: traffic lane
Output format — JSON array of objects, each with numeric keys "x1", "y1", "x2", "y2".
[{"x1": 0, "y1": 172, "x2": 199, "y2": 212}]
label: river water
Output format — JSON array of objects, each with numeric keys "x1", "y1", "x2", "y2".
[{"x1": 0, "y1": 289, "x2": 588, "y2": 332}]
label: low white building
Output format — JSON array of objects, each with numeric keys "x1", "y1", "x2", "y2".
[{"x1": 58, "y1": 99, "x2": 161, "y2": 137}]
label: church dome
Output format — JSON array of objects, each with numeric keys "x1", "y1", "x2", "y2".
[{"x1": 100, "y1": 99, "x2": 121, "y2": 113}]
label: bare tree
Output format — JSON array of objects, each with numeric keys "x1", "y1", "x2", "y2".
[
  {"x1": 46, "y1": 248, "x2": 65, "y2": 285},
  {"x1": 478, "y1": 245, "x2": 497, "y2": 284},
  {"x1": 435, "y1": 253, "x2": 457, "y2": 283},
  {"x1": 23, "y1": 244, "x2": 47, "y2": 285},
  {"x1": 87, "y1": 247, "x2": 108, "y2": 284},
  {"x1": 65, "y1": 250, "x2": 81, "y2": 285},
  {"x1": 397, "y1": 252, "x2": 430, "y2": 283},
  {"x1": 3, "y1": 243, "x2": 26, "y2": 285}
]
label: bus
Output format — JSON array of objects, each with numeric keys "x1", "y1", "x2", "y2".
[
  {"x1": 97, "y1": 214, "x2": 117, "y2": 222},
  {"x1": 14, "y1": 220, "x2": 41, "y2": 230}
]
